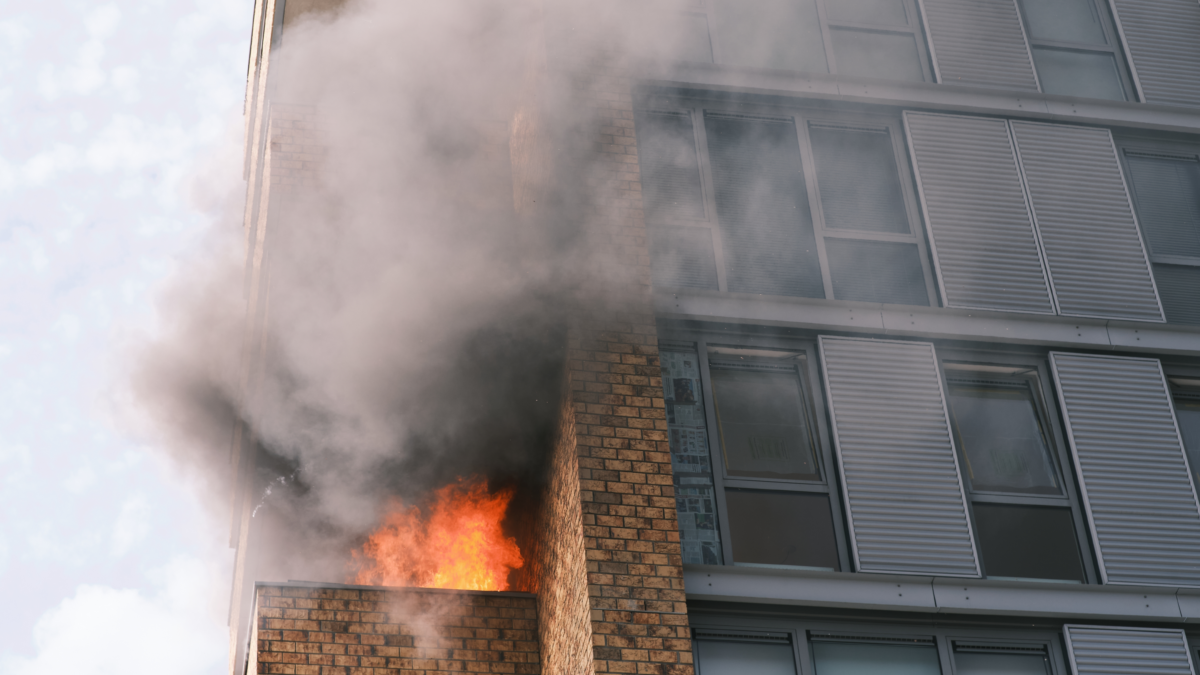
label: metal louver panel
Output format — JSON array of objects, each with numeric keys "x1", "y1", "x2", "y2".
[
  {"x1": 904, "y1": 112, "x2": 1054, "y2": 314},
  {"x1": 1050, "y1": 353, "x2": 1200, "y2": 587},
  {"x1": 819, "y1": 336, "x2": 980, "y2": 577},
  {"x1": 918, "y1": 0, "x2": 1039, "y2": 90},
  {"x1": 1111, "y1": 0, "x2": 1200, "y2": 108},
  {"x1": 1010, "y1": 121, "x2": 1164, "y2": 322},
  {"x1": 1064, "y1": 625, "x2": 1196, "y2": 675}
]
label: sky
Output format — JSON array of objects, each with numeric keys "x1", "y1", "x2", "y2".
[{"x1": 0, "y1": 0, "x2": 252, "y2": 672}]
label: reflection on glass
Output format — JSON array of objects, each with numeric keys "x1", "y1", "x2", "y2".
[
  {"x1": 697, "y1": 640, "x2": 796, "y2": 675},
  {"x1": 1031, "y1": 48, "x2": 1125, "y2": 101},
  {"x1": 1018, "y1": 0, "x2": 1107, "y2": 45},
  {"x1": 947, "y1": 380, "x2": 1061, "y2": 495},
  {"x1": 973, "y1": 504, "x2": 1086, "y2": 582},
  {"x1": 1124, "y1": 155, "x2": 1200, "y2": 259},
  {"x1": 713, "y1": 0, "x2": 827, "y2": 73},
  {"x1": 1175, "y1": 397, "x2": 1200, "y2": 487},
  {"x1": 810, "y1": 126, "x2": 910, "y2": 234},
  {"x1": 830, "y1": 29, "x2": 925, "y2": 82},
  {"x1": 711, "y1": 366, "x2": 819, "y2": 480},
  {"x1": 825, "y1": 239, "x2": 929, "y2": 306},
  {"x1": 826, "y1": 0, "x2": 908, "y2": 25},
  {"x1": 954, "y1": 649, "x2": 1050, "y2": 675},
  {"x1": 725, "y1": 490, "x2": 839, "y2": 569},
  {"x1": 812, "y1": 642, "x2": 941, "y2": 675}
]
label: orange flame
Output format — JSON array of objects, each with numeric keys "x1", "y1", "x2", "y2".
[{"x1": 351, "y1": 477, "x2": 524, "y2": 591}]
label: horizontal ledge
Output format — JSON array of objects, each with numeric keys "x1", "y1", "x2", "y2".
[
  {"x1": 684, "y1": 564, "x2": 1199, "y2": 622},
  {"x1": 257, "y1": 579, "x2": 537, "y2": 598}
]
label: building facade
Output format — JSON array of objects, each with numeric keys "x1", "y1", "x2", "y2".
[{"x1": 233, "y1": 0, "x2": 1200, "y2": 674}]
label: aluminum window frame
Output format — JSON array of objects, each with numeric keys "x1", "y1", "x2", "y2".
[
  {"x1": 1013, "y1": 0, "x2": 1138, "y2": 102},
  {"x1": 635, "y1": 92, "x2": 940, "y2": 307},
  {"x1": 936, "y1": 348, "x2": 1099, "y2": 585}
]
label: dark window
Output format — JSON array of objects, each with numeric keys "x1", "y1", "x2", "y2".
[
  {"x1": 635, "y1": 102, "x2": 935, "y2": 307},
  {"x1": 711, "y1": 366, "x2": 820, "y2": 480},
  {"x1": 696, "y1": 636, "x2": 797, "y2": 675},
  {"x1": 1015, "y1": 0, "x2": 1133, "y2": 100},
  {"x1": 811, "y1": 640, "x2": 941, "y2": 675},
  {"x1": 952, "y1": 643, "x2": 1051, "y2": 675},
  {"x1": 725, "y1": 490, "x2": 839, "y2": 568},
  {"x1": 1172, "y1": 385, "x2": 1200, "y2": 489},
  {"x1": 1121, "y1": 147, "x2": 1200, "y2": 325},
  {"x1": 704, "y1": 0, "x2": 930, "y2": 82},
  {"x1": 943, "y1": 361, "x2": 1088, "y2": 583}
]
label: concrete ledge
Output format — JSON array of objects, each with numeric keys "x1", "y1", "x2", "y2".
[
  {"x1": 685, "y1": 565, "x2": 1200, "y2": 622},
  {"x1": 266, "y1": 579, "x2": 537, "y2": 598}
]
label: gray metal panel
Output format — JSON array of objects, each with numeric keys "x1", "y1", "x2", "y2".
[
  {"x1": 818, "y1": 336, "x2": 980, "y2": 577},
  {"x1": 1050, "y1": 352, "x2": 1200, "y2": 587},
  {"x1": 918, "y1": 0, "x2": 1039, "y2": 90},
  {"x1": 1011, "y1": 121, "x2": 1165, "y2": 322},
  {"x1": 1063, "y1": 625, "x2": 1196, "y2": 675},
  {"x1": 1111, "y1": 0, "x2": 1200, "y2": 108},
  {"x1": 903, "y1": 111, "x2": 1054, "y2": 315}
]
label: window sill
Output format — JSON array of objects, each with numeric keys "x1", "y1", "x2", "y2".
[
  {"x1": 654, "y1": 289, "x2": 1200, "y2": 356},
  {"x1": 638, "y1": 64, "x2": 1200, "y2": 135},
  {"x1": 683, "y1": 564, "x2": 1200, "y2": 622}
]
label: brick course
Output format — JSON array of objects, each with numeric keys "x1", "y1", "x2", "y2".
[{"x1": 251, "y1": 583, "x2": 540, "y2": 675}]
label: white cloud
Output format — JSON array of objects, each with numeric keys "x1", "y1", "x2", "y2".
[
  {"x1": 110, "y1": 494, "x2": 150, "y2": 556},
  {"x1": 1, "y1": 557, "x2": 229, "y2": 675}
]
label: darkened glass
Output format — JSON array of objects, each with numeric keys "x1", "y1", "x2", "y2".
[
  {"x1": 697, "y1": 640, "x2": 796, "y2": 675},
  {"x1": 1153, "y1": 263, "x2": 1200, "y2": 326},
  {"x1": 973, "y1": 503, "x2": 1086, "y2": 582},
  {"x1": 830, "y1": 29, "x2": 925, "y2": 82},
  {"x1": 1031, "y1": 48, "x2": 1125, "y2": 101},
  {"x1": 634, "y1": 111, "x2": 706, "y2": 222},
  {"x1": 711, "y1": 366, "x2": 819, "y2": 480},
  {"x1": 947, "y1": 380, "x2": 1061, "y2": 495},
  {"x1": 1175, "y1": 397, "x2": 1200, "y2": 486},
  {"x1": 1125, "y1": 155, "x2": 1200, "y2": 259},
  {"x1": 705, "y1": 114, "x2": 825, "y2": 298},
  {"x1": 825, "y1": 239, "x2": 929, "y2": 305},
  {"x1": 1018, "y1": 0, "x2": 1107, "y2": 45},
  {"x1": 713, "y1": 0, "x2": 827, "y2": 73},
  {"x1": 825, "y1": 0, "x2": 909, "y2": 25},
  {"x1": 954, "y1": 650, "x2": 1050, "y2": 675},
  {"x1": 810, "y1": 126, "x2": 910, "y2": 234},
  {"x1": 725, "y1": 490, "x2": 839, "y2": 569},
  {"x1": 811, "y1": 642, "x2": 941, "y2": 675}
]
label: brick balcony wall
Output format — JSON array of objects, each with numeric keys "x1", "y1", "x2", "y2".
[{"x1": 250, "y1": 583, "x2": 540, "y2": 675}]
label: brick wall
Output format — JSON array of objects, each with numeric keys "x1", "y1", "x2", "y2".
[{"x1": 250, "y1": 582, "x2": 540, "y2": 675}]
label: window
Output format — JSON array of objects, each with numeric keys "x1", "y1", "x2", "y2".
[
  {"x1": 1015, "y1": 0, "x2": 1134, "y2": 100},
  {"x1": 952, "y1": 642, "x2": 1051, "y2": 675},
  {"x1": 811, "y1": 637, "x2": 940, "y2": 675},
  {"x1": 683, "y1": 0, "x2": 933, "y2": 82},
  {"x1": 941, "y1": 358, "x2": 1090, "y2": 583},
  {"x1": 1118, "y1": 138, "x2": 1200, "y2": 326},
  {"x1": 662, "y1": 338, "x2": 848, "y2": 569},
  {"x1": 635, "y1": 99, "x2": 937, "y2": 307},
  {"x1": 1170, "y1": 377, "x2": 1200, "y2": 489},
  {"x1": 694, "y1": 633, "x2": 797, "y2": 675}
]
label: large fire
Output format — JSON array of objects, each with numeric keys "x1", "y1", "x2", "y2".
[{"x1": 351, "y1": 476, "x2": 524, "y2": 591}]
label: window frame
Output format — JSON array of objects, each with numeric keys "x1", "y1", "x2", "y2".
[
  {"x1": 667, "y1": 329, "x2": 853, "y2": 572},
  {"x1": 683, "y1": 0, "x2": 935, "y2": 83},
  {"x1": 690, "y1": 613, "x2": 1074, "y2": 675},
  {"x1": 1013, "y1": 0, "x2": 1137, "y2": 101},
  {"x1": 936, "y1": 348, "x2": 1098, "y2": 584},
  {"x1": 636, "y1": 92, "x2": 940, "y2": 307}
]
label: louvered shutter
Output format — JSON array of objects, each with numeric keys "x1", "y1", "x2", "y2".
[
  {"x1": 1050, "y1": 353, "x2": 1200, "y2": 587},
  {"x1": 1064, "y1": 625, "x2": 1196, "y2": 675},
  {"x1": 1110, "y1": 0, "x2": 1200, "y2": 108},
  {"x1": 904, "y1": 111, "x2": 1054, "y2": 314},
  {"x1": 818, "y1": 336, "x2": 979, "y2": 577},
  {"x1": 704, "y1": 113, "x2": 824, "y2": 298},
  {"x1": 917, "y1": 0, "x2": 1039, "y2": 90},
  {"x1": 1010, "y1": 121, "x2": 1164, "y2": 322}
]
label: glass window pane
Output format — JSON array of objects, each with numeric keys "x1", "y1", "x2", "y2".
[
  {"x1": 711, "y1": 366, "x2": 820, "y2": 480},
  {"x1": 1031, "y1": 48, "x2": 1125, "y2": 100},
  {"x1": 1124, "y1": 155, "x2": 1200, "y2": 258},
  {"x1": 648, "y1": 226, "x2": 719, "y2": 291},
  {"x1": 947, "y1": 380, "x2": 1061, "y2": 495},
  {"x1": 810, "y1": 125, "x2": 910, "y2": 234},
  {"x1": 973, "y1": 503, "x2": 1086, "y2": 582},
  {"x1": 825, "y1": 239, "x2": 929, "y2": 306},
  {"x1": 698, "y1": 640, "x2": 796, "y2": 675},
  {"x1": 826, "y1": 0, "x2": 909, "y2": 26},
  {"x1": 830, "y1": 28, "x2": 925, "y2": 82},
  {"x1": 1176, "y1": 397, "x2": 1200, "y2": 487},
  {"x1": 635, "y1": 111, "x2": 706, "y2": 222},
  {"x1": 725, "y1": 490, "x2": 840, "y2": 569},
  {"x1": 812, "y1": 642, "x2": 941, "y2": 675},
  {"x1": 954, "y1": 651, "x2": 1051, "y2": 675},
  {"x1": 661, "y1": 349, "x2": 723, "y2": 565},
  {"x1": 1018, "y1": 0, "x2": 1107, "y2": 45},
  {"x1": 1154, "y1": 263, "x2": 1200, "y2": 326},
  {"x1": 713, "y1": 0, "x2": 828, "y2": 73}
]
